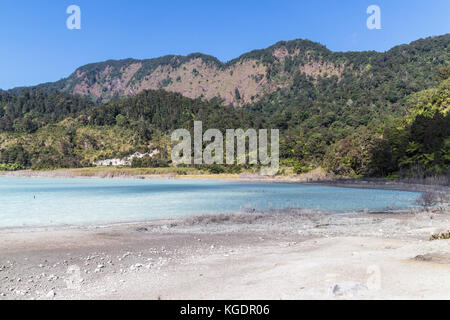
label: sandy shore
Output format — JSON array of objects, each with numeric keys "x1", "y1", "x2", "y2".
[
  {"x1": 0, "y1": 205, "x2": 449, "y2": 300},
  {"x1": 1, "y1": 168, "x2": 446, "y2": 194}
]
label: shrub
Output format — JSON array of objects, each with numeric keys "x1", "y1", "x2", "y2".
[
  {"x1": 207, "y1": 164, "x2": 225, "y2": 174},
  {"x1": 430, "y1": 231, "x2": 450, "y2": 241},
  {"x1": 0, "y1": 162, "x2": 23, "y2": 171},
  {"x1": 293, "y1": 161, "x2": 312, "y2": 174},
  {"x1": 416, "y1": 191, "x2": 440, "y2": 209},
  {"x1": 131, "y1": 155, "x2": 169, "y2": 168}
]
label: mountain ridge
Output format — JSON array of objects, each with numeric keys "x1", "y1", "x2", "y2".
[{"x1": 11, "y1": 34, "x2": 449, "y2": 106}]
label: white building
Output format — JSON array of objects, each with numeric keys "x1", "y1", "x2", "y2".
[{"x1": 93, "y1": 150, "x2": 160, "y2": 166}]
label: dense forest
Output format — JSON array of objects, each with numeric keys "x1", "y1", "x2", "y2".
[{"x1": 0, "y1": 35, "x2": 449, "y2": 178}]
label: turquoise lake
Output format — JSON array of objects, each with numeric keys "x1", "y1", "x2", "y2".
[{"x1": 0, "y1": 177, "x2": 421, "y2": 228}]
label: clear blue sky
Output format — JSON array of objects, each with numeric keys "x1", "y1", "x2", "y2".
[{"x1": 1, "y1": 0, "x2": 449, "y2": 90}]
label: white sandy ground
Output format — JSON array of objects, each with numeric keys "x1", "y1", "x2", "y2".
[{"x1": 0, "y1": 206, "x2": 449, "y2": 300}]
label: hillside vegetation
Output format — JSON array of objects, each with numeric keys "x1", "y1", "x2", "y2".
[{"x1": 1, "y1": 35, "x2": 449, "y2": 179}]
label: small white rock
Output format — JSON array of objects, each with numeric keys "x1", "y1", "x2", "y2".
[{"x1": 129, "y1": 263, "x2": 144, "y2": 271}]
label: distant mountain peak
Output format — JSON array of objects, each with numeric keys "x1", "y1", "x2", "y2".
[{"x1": 11, "y1": 34, "x2": 450, "y2": 106}]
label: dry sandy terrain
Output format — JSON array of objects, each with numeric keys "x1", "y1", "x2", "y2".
[{"x1": 0, "y1": 205, "x2": 449, "y2": 300}]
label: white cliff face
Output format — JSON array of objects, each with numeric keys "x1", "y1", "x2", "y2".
[{"x1": 93, "y1": 150, "x2": 160, "y2": 167}]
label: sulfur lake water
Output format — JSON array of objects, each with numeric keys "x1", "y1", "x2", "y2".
[{"x1": 0, "y1": 177, "x2": 421, "y2": 228}]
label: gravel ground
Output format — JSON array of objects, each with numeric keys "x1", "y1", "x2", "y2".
[{"x1": 0, "y1": 205, "x2": 449, "y2": 300}]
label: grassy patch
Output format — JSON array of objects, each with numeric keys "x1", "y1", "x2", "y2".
[{"x1": 430, "y1": 231, "x2": 450, "y2": 241}]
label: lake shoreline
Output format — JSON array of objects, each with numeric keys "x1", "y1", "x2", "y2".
[
  {"x1": 0, "y1": 207, "x2": 414, "y2": 233},
  {"x1": 1, "y1": 168, "x2": 446, "y2": 193}
]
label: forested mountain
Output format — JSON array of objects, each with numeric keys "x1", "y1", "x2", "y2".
[
  {"x1": 0, "y1": 35, "x2": 449, "y2": 178},
  {"x1": 0, "y1": 89, "x2": 94, "y2": 132},
  {"x1": 10, "y1": 34, "x2": 449, "y2": 107},
  {"x1": 322, "y1": 76, "x2": 450, "y2": 177}
]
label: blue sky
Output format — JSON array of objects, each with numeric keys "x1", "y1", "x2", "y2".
[{"x1": 1, "y1": 0, "x2": 449, "y2": 89}]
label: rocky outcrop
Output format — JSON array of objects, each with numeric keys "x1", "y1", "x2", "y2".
[{"x1": 35, "y1": 39, "x2": 347, "y2": 106}]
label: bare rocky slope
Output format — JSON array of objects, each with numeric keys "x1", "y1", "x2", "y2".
[{"x1": 14, "y1": 34, "x2": 449, "y2": 106}]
